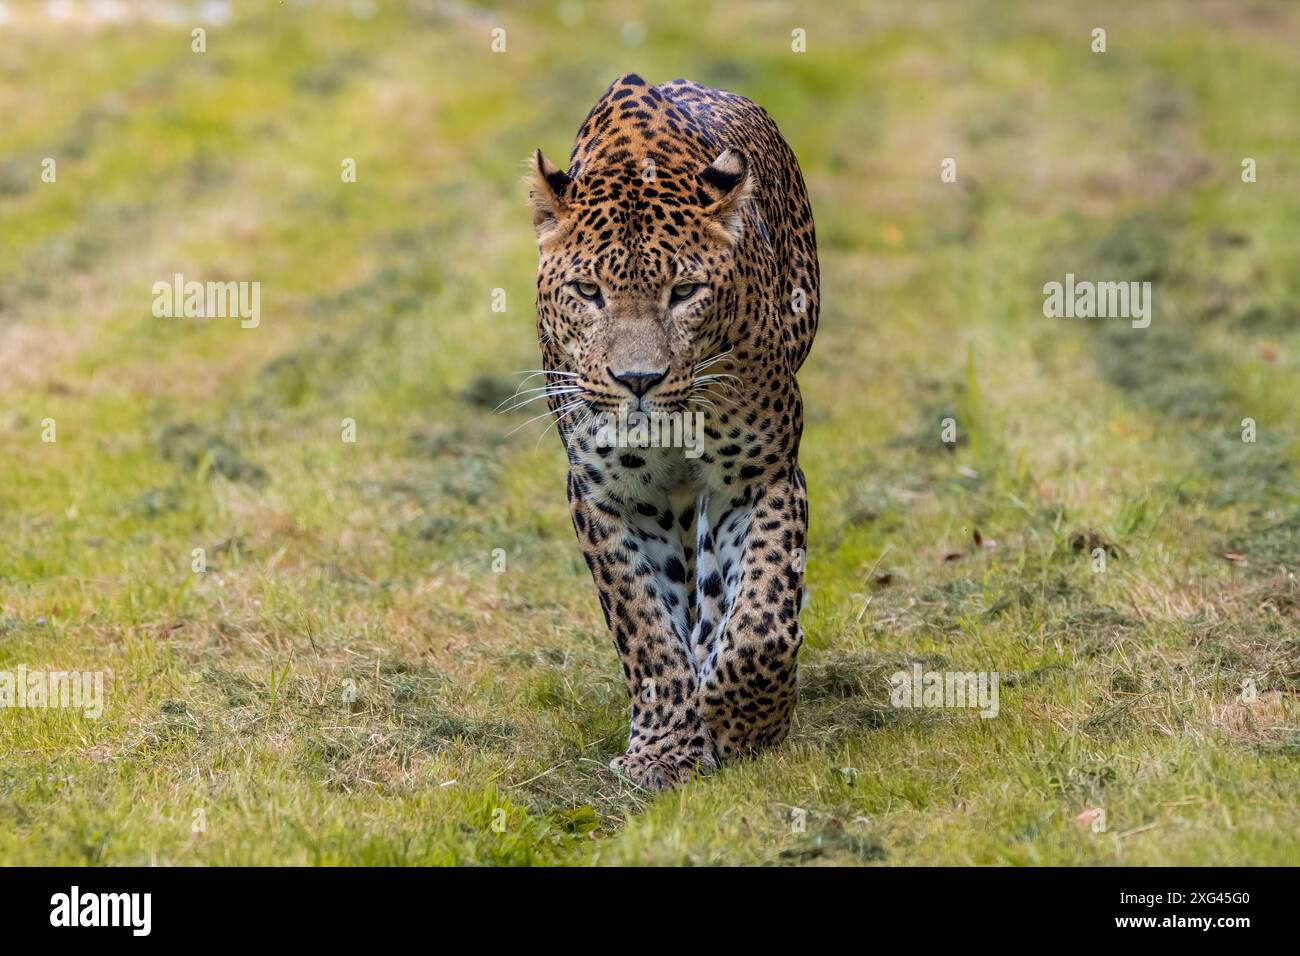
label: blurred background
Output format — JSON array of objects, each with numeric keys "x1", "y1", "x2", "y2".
[{"x1": 1, "y1": 0, "x2": 1298, "y2": 864}]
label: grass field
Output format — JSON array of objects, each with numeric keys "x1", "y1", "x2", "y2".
[{"x1": 2, "y1": 0, "x2": 1298, "y2": 865}]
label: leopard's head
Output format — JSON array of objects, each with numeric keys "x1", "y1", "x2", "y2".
[{"x1": 528, "y1": 146, "x2": 752, "y2": 417}]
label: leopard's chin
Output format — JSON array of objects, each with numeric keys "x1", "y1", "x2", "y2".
[{"x1": 618, "y1": 398, "x2": 688, "y2": 418}]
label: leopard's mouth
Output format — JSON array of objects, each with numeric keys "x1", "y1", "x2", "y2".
[{"x1": 568, "y1": 373, "x2": 697, "y2": 422}]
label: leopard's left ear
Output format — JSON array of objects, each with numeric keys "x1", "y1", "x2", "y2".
[
  {"x1": 528, "y1": 148, "x2": 572, "y2": 239},
  {"x1": 697, "y1": 148, "x2": 753, "y2": 242}
]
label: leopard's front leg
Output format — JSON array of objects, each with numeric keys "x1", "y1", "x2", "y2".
[
  {"x1": 696, "y1": 464, "x2": 808, "y2": 758},
  {"x1": 567, "y1": 469, "x2": 718, "y2": 790}
]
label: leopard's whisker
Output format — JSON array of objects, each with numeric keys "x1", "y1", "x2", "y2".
[
  {"x1": 691, "y1": 385, "x2": 738, "y2": 411},
  {"x1": 693, "y1": 372, "x2": 741, "y2": 385},
  {"x1": 497, "y1": 388, "x2": 583, "y2": 414},
  {"x1": 690, "y1": 376, "x2": 739, "y2": 395},
  {"x1": 499, "y1": 395, "x2": 580, "y2": 415},
  {"x1": 497, "y1": 382, "x2": 581, "y2": 403},
  {"x1": 508, "y1": 399, "x2": 585, "y2": 437},
  {"x1": 497, "y1": 382, "x2": 582, "y2": 405},
  {"x1": 510, "y1": 369, "x2": 581, "y2": 390},
  {"x1": 693, "y1": 349, "x2": 734, "y2": 373},
  {"x1": 567, "y1": 410, "x2": 594, "y2": 440},
  {"x1": 537, "y1": 400, "x2": 589, "y2": 447},
  {"x1": 507, "y1": 383, "x2": 582, "y2": 398},
  {"x1": 693, "y1": 377, "x2": 742, "y2": 400}
]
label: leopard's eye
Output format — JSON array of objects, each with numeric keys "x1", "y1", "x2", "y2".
[
  {"x1": 574, "y1": 281, "x2": 601, "y2": 300},
  {"x1": 670, "y1": 282, "x2": 699, "y2": 302}
]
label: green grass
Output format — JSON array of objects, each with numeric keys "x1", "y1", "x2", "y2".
[{"x1": 2, "y1": 0, "x2": 1298, "y2": 865}]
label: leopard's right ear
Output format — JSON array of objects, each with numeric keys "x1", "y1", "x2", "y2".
[
  {"x1": 528, "y1": 149, "x2": 571, "y2": 238},
  {"x1": 696, "y1": 148, "x2": 753, "y2": 243}
]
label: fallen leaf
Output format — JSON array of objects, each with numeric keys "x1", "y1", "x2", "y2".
[{"x1": 1075, "y1": 808, "x2": 1103, "y2": 828}]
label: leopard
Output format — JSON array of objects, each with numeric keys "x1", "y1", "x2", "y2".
[{"x1": 525, "y1": 73, "x2": 819, "y2": 790}]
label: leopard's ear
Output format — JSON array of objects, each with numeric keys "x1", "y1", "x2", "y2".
[
  {"x1": 528, "y1": 149, "x2": 571, "y2": 238},
  {"x1": 697, "y1": 148, "x2": 753, "y2": 243}
]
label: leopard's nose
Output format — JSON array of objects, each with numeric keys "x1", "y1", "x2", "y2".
[{"x1": 610, "y1": 367, "x2": 666, "y2": 398}]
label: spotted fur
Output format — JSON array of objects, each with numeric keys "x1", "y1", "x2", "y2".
[{"x1": 527, "y1": 74, "x2": 819, "y2": 789}]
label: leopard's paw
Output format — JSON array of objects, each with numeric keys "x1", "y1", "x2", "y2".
[{"x1": 610, "y1": 743, "x2": 718, "y2": 791}]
